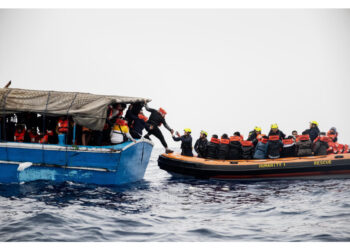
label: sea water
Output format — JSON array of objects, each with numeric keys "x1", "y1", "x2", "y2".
[{"x1": 1, "y1": 147, "x2": 350, "y2": 241}]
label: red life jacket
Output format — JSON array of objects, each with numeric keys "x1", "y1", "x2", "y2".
[
  {"x1": 220, "y1": 138, "x2": 230, "y2": 144},
  {"x1": 138, "y1": 114, "x2": 148, "y2": 122},
  {"x1": 29, "y1": 132, "x2": 40, "y2": 143},
  {"x1": 241, "y1": 140, "x2": 254, "y2": 147},
  {"x1": 261, "y1": 138, "x2": 269, "y2": 144},
  {"x1": 299, "y1": 134, "x2": 310, "y2": 141},
  {"x1": 40, "y1": 130, "x2": 54, "y2": 144},
  {"x1": 327, "y1": 131, "x2": 338, "y2": 142},
  {"x1": 210, "y1": 137, "x2": 220, "y2": 144},
  {"x1": 14, "y1": 129, "x2": 26, "y2": 142},
  {"x1": 58, "y1": 119, "x2": 69, "y2": 133}
]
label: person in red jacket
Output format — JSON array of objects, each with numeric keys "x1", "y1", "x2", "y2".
[{"x1": 14, "y1": 124, "x2": 26, "y2": 142}]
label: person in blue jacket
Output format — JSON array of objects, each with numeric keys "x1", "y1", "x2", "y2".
[
  {"x1": 253, "y1": 136, "x2": 269, "y2": 159},
  {"x1": 173, "y1": 128, "x2": 193, "y2": 156}
]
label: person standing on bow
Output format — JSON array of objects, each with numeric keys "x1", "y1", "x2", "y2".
[
  {"x1": 173, "y1": 128, "x2": 193, "y2": 156},
  {"x1": 303, "y1": 121, "x2": 320, "y2": 142},
  {"x1": 144, "y1": 103, "x2": 174, "y2": 154}
]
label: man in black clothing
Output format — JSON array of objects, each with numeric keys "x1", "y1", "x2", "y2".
[
  {"x1": 173, "y1": 128, "x2": 193, "y2": 156},
  {"x1": 268, "y1": 123, "x2": 286, "y2": 139},
  {"x1": 125, "y1": 104, "x2": 147, "y2": 139},
  {"x1": 144, "y1": 103, "x2": 174, "y2": 153},
  {"x1": 303, "y1": 121, "x2": 320, "y2": 142},
  {"x1": 194, "y1": 130, "x2": 208, "y2": 158},
  {"x1": 247, "y1": 126, "x2": 262, "y2": 141},
  {"x1": 206, "y1": 134, "x2": 220, "y2": 159}
]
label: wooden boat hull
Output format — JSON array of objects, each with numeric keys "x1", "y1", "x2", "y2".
[{"x1": 158, "y1": 153, "x2": 350, "y2": 181}]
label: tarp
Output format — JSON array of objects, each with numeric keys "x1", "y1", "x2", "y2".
[{"x1": 0, "y1": 88, "x2": 151, "y2": 131}]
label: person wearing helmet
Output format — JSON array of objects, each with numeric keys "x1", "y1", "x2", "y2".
[
  {"x1": 194, "y1": 130, "x2": 208, "y2": 158},
  {"x1": 247, "y1": 126, "x2": 262, "y2": 143},
  {"x1": 173, "y1": 128, "x2": 193, "y2": 156},
  {"x1": 268, "y1": 123, "x2": 286, "y2": 140},
  {"x1": 303, "y1": 121, "x2": 320, "y2": 142},
  {"x1": 144, "y1": 103, "x2": 174, "y2": 154}
]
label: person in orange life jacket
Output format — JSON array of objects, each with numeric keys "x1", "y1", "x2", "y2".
[
  {"x1": 40, "y1": 129, "x2": 56, "y2": 144},
  {"x1": 110, "y1": 118, "x2": 136, "y2": 145},
  {"x1": 247, "y1": 126, "x2": 262, "y2": 146},
  {"x1": 292, "y1": 130, "x2": 299, "y2": 142},
  {"x1": 296, "y1": 132, "x2": 313, "y2": 157},
  {"x1": 327, "y1": 127, "x2": 338, "y2": 142},
  {"x1": 266, "y1": 135, "x2": 283, "y2": 159},
  {"x1": 241, "y1": 139, "x2": 255, "y2": 159},
  {"x1": 268, "y1": 123, "x2": 286, "y2": 140},
  {"x1": 303, "y1": 121, "x2": 320, "y2": 143},
  {"x1": 313, "y1": 132, "x2": 330, "y2": 156},
  {"x1": 173, "y1": 128, "x2": 193, "y2": 156},
  {"x1": 217, "y1": 134, "x2": 230, "y2": 160},
  {"x1": 57, "y1": 116, "x2": 69, "y2": 134},
  {"x1": 228, "y1": 131, "x2": 243, "y2": 160},
  {"x1": 253, "y1": 136, "x2": 269, "y2": 159},
  {"x1": 26, "y1": 127, "x2": 40, "y2": 143},
  {"x1": 14, "y1": 124, "x2": 26, "y2": 142},
  {"x1": 194, "y1": 130, "x2": 208, "y2": 158},
  {"x1": 281, "y1": 136, "x2": 297, "y2": 158},
  {"x1": 126, "y1": 104, "x2": 147, "y2": 139},
  {"x1": 144, "y1": 103, "x2": 174, "y2": 154},
  {"x1": 206, "y1": 134, "x2": 220, "y2": 159}
]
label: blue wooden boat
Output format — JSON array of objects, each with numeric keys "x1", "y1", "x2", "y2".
[{"x1": 0, "y1": 87, "x2": 154, "y2": 185}]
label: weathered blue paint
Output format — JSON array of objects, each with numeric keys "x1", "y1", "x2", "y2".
[{"x1": 0, "y1": 140, "x2": 153, "y2": 185}]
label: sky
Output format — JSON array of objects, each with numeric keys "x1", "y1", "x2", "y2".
[{"x1": 0, "y1": 9, "x2": 350, "y2": 148}]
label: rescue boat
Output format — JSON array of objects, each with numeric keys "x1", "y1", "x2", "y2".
[{"x1": 158, "y1": 153, "x2": 350, "y2": 181}]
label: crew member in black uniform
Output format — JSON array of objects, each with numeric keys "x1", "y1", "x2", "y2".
[
  {"x1": 194, "y1": 130, "x2": 208, "y2": 158},
  {"x1": 303, "y1": 121, "x2": 320, "y2": 142},
  {"x1": 173, "y1": 128, "x2": 193, "y2": 156},
  {"x1": 144, "y1": 103, "x2": 174, "y2": 153},
  {"x1": 268, "y1": 123, "x2": 286, "y2": 140}
]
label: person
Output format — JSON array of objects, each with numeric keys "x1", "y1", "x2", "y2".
[
  {"x1": 110, "y1": 118, "x2": 136, "y2": 144},
  {"x1": 217, "y1": 134, "x2": 230, "y2": 160},
  {"x1": 228, "y1": 132, "x2": 243, "y2": 160},
  {"x1": 39, "y1": 129, "x2": 57, "y2": 144},
  {"x1": 253, "y1": 136, "x2": 269, "y2": 159},
  {"x1": 327, "y1": 127, "x2": 338, "y2": 142},
  {"x1": 247, "y1": 126, "x2": 262, "y2": 143},
  {"x1": 313, "y1": 132, "x2": 330, "y2": 156},
  {"x1": 14, "y1": 124, "x2": 26, "y2": 142},
  {"x1": 206, "y1": 134, "x2": 220, "y2": 159},
  {"x1": 194, "y1": 130, "x2": 208, "y2": 158},
  {"x1": 281, "y1": 136, "x2": 296, "y2": 157},
  {"x1": 268, "y1": 124, "x2": 286, "y2": 140},
  {"x1": 173, "y1": 128, "x2": 193, "y2": 156},
  {"x1": 27, "y1": 127, "x2": 40, "y2": 143},
  {"x1": 267, "y1": 135, "x2": 283, "y2": 159},
  {"x1": 56, "y1": 116, "x2": 69, "y2": 135},
  {"x1": 292, "y1": 130, "x2": 299, "y2": 141},
  {"x1": 303, "y1": 121, "x2": 320, "y2": 142},
  {"x1": 126, "y1": 104, "x2": 148, "y2": 139},
  {"x1": 241, "y1": 140, "x2": 255, "y2": 159},
  {"x1": 82, "y1": 126, "x2": 92, "y2": 146},
  {"x1": 296, "y1": 132, "x2": 313, "y2": 157},
  {"x1": 144, "y1": 103, "x2": 174, "y2": 153}
]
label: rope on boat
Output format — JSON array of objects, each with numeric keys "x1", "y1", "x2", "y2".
[
  {"x1": 65, "y1": 92, "x2": 78, "y2": 167},
  {"x1": 42, "y1": 91, "x2": 51, "y2": 165}
]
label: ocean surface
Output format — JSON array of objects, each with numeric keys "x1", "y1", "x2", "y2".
[{"x1": 1, "y1": 147, "x2": 350, "y2": 242}]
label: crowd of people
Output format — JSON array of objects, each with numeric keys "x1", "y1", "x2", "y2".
[
  {"x1": 172, "y1": 122, "x2": 349, "y2": 160},
  {"x1": 1, "y1": 102, "x2": 174, "y2": 153},
  {"x1": 2, "y1": 104, "x2": 349, "y2": 161}
]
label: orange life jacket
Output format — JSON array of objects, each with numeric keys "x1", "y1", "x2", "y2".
[
  {"x1": 220, "y1": 138, "x2": 230, "y2": 144},
  {"x1": 210, "y1": 137, "x2": 220, "y2": 144},
  {"x1": 282, "y1": 139, "x2": 294, "y2": 145},
  {"x1": 138, "y1": 114, "x2": 148, "y2": 122},
  {"x1": 299, "y1": 134, "x2": 310, "y2": 141},
  {"x1": 269, "y1": 135, "x2": 280, "y2": 141},
  {"x1": 327, "y1": 131, "x2": 338, "y2": 142},
  {"x1": 256, "y1": 134, "x2": 266, "y2": 142},
  {"x1": 58, "y1": 119, "x2": 69, "y2": 133},
  {"x1": 40, "y1": 130, "x2": 54, "y2": 144},
  {"x1": 229, "y1": 136, "x2": 242, "y2": 142},
  {"x1": 261, "y1": 138, "x2": 269, "y2": 144},
  {"x1": 14, "y1": 129, "x2": 25, "y2": 142},
  {"x1": 241, "y1": 140, "x2": 254, "y2": 147}
]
